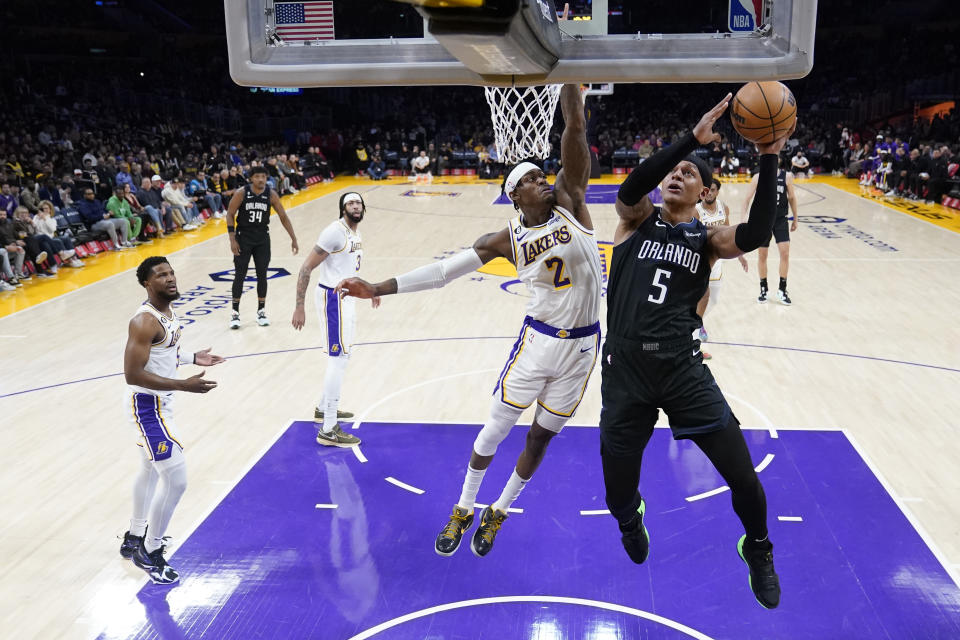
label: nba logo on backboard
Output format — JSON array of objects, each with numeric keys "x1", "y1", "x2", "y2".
[{"x1": 729, "y1": 0, "x2": 763, "y2": 32}]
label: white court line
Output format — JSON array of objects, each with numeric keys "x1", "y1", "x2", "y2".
[
  {"x1": 844, "y1": 429, "x2": 960, "y2": 589},
  {"x1": 0, "y1": 334, "x2": 26, "y2": 338},
  {"x1": 755, "y1": 453, "x2": 775, "y2": 473},
  {"x1": 352, "y1": 445, "x2": 368, "y2": 463},
  {"x1": 685, "y1": 487, "x2": 729, "y2": 502},
  {"x1": 474, "y1": 503, "x2": 523, "y2": 514},
  {"x1": 347, "y1": 595, "x2": 718, "y2": 640},
  {"x1": 580, "y1": 509, "x2": 610, "y2": 516},
  {"x1": 385, "y1": 476, "x2": 425, "y2": 495},
  {"x1": 778, "y1": 516, "x2": 803, "y2": 522},
  {"x1": 823, "y1": 183, "x2": 960, "y2": 236},
  {"x1": 315, "y1": 503, "x2": 338, "y2": 509},
  {"x1": 352, "y1": 368, "x2": 500, "y2": 430},
  {"x1": 725, "y1": 393, "x2": 778, "y2": 438},
  {"x1": 686, "y1": 454, "x2": 774, "y2": 503}
]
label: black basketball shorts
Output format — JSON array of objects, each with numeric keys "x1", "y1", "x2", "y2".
[
  {"x1": 762, "y1": 216, "x2": 790, "y2": 246},
  {"x1": 598, "y1": 337, "x2": 733, "y2": 457}
]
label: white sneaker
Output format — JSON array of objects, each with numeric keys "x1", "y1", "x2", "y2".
[
  {"x1": 257, "y1": 309, "x2": 270, "y2": 326},
  {"x1": 59, "y1": 249, "x2": 76, "y2": 261},
  {"x1": 35, "y1": 250, "x2": 48, "y2": 264},
  {"x1": 229, "y1": 311, "x2": 240, "y2": 329},
  {"x1": 183, "y1": 224, "x2": 198, "y2": 231},
  {"x1": 0, "y1": 281, "x2": 15, "y2": 292},
  {"x1": 885, "y1": 189, "x2": 896, "y2": 196},
  {"x1": 213, "y1": 212, "x2": 224, "y2": 219},
  {"x1": 68, "y1": 258, "x2": 84, "y2": 268}
]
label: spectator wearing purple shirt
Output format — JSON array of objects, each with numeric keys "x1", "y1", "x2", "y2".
[{"x1": 0, "y1": 183, "x2": 18, "y2": 215}]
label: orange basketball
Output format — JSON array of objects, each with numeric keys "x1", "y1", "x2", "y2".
[{"x1": 730, "y1": 81, "x2": 797, "y2": 144}]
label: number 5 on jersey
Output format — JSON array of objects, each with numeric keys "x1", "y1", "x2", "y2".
[{"x1": 648, "y1": 268, "x2": 671, "y2": 304}]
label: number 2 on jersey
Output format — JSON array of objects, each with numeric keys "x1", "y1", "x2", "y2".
[
  {"x1": 648, "y1": 268, "x2": 671, "y2": 304},
  {"x1": 544, "y1": 257, "x2": 571, "y2": 289}
]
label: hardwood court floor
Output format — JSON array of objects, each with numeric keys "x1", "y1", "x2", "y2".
[{"x1": 1, "y1": 175, "x2": 958, "y2": 638}]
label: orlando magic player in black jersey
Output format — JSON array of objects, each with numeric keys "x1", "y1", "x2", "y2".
[
  {"x1": 742, "y1": 156, "x2": 799, "y2": 304},
  {"x1": 226, "y1": 166, "x2": 299, "y2": 328},
  {"x1": 600, "y1": 94, "x2": 794, "y2": 610}
]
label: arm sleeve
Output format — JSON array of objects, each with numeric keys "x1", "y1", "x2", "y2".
[
  {"x1": 395, "y1": 248, "x2": 484, "y2": 294},
  {"x1": 734, "y1": 154, "x2": 779, "y2": 252},
  {"x1": 617, "y1": 132, "x2": 700, "y2": 206},
  {"x1": 316, "y1": 224, "x2": 347, "y2": 253}
]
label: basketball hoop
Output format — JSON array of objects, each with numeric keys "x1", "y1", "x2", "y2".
[{"x1": 483, "y1": 84, "x2": 562, "y2": 166}]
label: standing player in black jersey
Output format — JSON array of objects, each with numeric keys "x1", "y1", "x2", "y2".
[
  {"x1": 600, "y1": 94, "x2": 794, "y2": 610},
  {"x1": 741, "y1": 157, "x2": 799, "y2": 304},
  {"x1": 226, "y1": 166, "x2": 299, "y2": 328}
]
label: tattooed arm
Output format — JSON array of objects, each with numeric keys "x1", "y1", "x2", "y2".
[{"x1": 291, "y1": 245, "x2": 330, "y2": 330}]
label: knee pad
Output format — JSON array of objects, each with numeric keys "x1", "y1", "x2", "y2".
[
  {"x1": 473, "y1": 401, "x2": 523, "y2": 457},
  {"x1": 533, "y1": 405, "x2": 569, "y2": 433}
]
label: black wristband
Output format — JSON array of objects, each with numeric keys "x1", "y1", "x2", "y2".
[{"x1": 227, "y1": 226, "x2": 235, "y2": 233}]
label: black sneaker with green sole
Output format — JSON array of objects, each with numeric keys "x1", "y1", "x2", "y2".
[
  {"x1": 619, "y1": 499, "x2": 650, "y2": 564},
  {"x1": 738, "y1": 535, "x2": 781, "y2": 609}
]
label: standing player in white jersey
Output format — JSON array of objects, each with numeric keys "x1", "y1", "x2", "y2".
[
  {"x1": 119, "y1": 256, "x2": 224, "y2": 584},
  {"x1": 692, "y1": 178, "x2": 747, "y2": 358},
  {"x1": 292, "y1": 192, "x2": 378, "y2": 447},
  {"x1": 338, "y1": 84, "x2": 601, "y2": 558}
]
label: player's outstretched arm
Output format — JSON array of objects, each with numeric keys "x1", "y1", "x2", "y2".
[
  {"x1": 271, "y1": 190, "x2": 299, "y2": 255},
  {"x1": 615, "y1": 93, "x2": 733, "y2": 244},
  {"x1": 553, "y1": 84, "x2": 592, "y2": 230},
  {"x1": 708, "y1": 124, "x2": 795, "y2": 259},
  {"x1": 338, "y1": 228, "x2": 512, "y2": 299},
  {"x1": 124, "y1": 315, "x2": 217, "y2": 393},
  {"x1": 292, "y1": 246, "x2": 330, "y2": 330}
]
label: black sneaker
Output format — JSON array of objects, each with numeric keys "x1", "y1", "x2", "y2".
[
  {"x1": 132, "y1": 541, "x2": 180, "y2": 585},
  {"x1": 435, "y1": 505, "x2": 475, "y2": 557},
  {"x1": 619, "y1": 499, "x2": 650, "y2": 564},
  {"x1": 777, "y1": 289, "x2": 792, "y2": 306},
  {"x1": 120, "y1": 530, "x2": 144, "y2": 559},
  {"x1": 758, "y1": 287, "x2": 768, "y2": 304},
  {"x1": 737, "y1": 535, "x2": 781, "y2": 609},
  {"x1": 314, "y1": 407, "x2": 355, "y2": 421},
  {"x1": 470, "y1": 506, "x2": 508, "y2": 558}
]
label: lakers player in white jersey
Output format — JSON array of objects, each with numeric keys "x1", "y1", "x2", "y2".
[
  {"x1": 338, "y1": 84, "x2": 601, "y2": 558},
  {"x1": 292, "y1": 192, "x2": 378, "y2": 447},
  {"x1": 692, "y1": 179, "x2": 748, "y2": 358},
  {"x1": 120, "y1": 256, "x2": 224, "y2": 584}
]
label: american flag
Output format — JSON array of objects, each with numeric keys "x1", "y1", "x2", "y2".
[{"x1": 275, "y1": 1, "x2": 335, "y2": 42}]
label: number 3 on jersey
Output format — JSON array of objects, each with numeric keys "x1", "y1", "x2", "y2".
[
  {"x1": 648, "y1": 268, "x2": 671, "y2": 304},
  {"x1": 545, "y1": 257, "x2": 571, "y2": 290}
]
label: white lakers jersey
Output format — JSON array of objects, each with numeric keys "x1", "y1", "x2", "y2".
[
  {"x1": 696, "y1": 200, "x2": 727, "y2": 227},
  {"x1": 509, "y1": 206, "x2": 602, "y2": 329},
  {"x1": 128, "y1": 303, "x2": 184, "y2": 397},
  {"x1": 315, "y1": 219, "x2": 363, "y2": 288}
]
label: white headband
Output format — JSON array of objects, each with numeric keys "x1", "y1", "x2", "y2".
[
  {"x1": 342, "y1": 192, "x2": 363, "y2": 204},
  {"x1": 504, "y1": 162, "x2": 541, "y2": 197}
]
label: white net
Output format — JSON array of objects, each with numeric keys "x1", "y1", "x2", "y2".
[{"x1": 483, "y1": 84, "x2": 562, "y2": 166}]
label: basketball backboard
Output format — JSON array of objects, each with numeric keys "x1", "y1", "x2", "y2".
[{"x1": 225, "y1": 0, "x2": 817, "y2": 88}]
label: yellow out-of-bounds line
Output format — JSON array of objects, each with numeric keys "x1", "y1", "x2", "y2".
[
  {"x1": 0, "y1": 180, "x2": 355, "y2": 318},
  {"x1": 807, "y1": 175, "x2": 960, "y2": 234}
]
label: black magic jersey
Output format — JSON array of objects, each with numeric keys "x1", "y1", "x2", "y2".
[
  {"x1": 237, "y1": 185, "x2": 272, "y2": 238},
  {"x1": 607, "y1": 209, "x2": 711, "y2": 341}
]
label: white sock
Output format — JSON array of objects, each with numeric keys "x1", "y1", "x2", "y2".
[
  {"x1": 144, "y1": 452, "x2": 187, "y2": 553},
  {"x1": 322, "y1": 356, "x2": 349, "y2": 433},
  {"x1": 130, "y1": 457, "x2": 158, "y2": 537},
  {"x1": 492, "y1": 469, "x2": 529, "y2": 512},
  {"x1": 457, "y1": 465, "x2": 486, "y2": 511}
]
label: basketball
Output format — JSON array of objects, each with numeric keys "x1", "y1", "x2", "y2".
[{"x1": 730, "y1": 81, "x2": 797, "y2": 144}]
